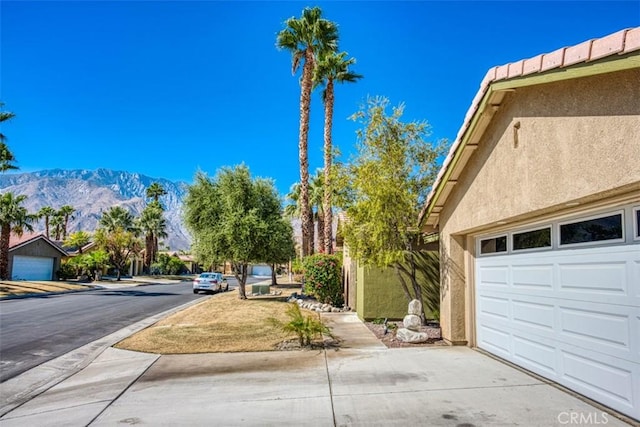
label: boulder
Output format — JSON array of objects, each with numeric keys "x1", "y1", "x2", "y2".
[
  {"x1": 396, "y1": 328, "x2": 429, "y2": 343},
  {"x1": 408, "y1": 299, "x2": 422, "y2": 316},
  {"x1": 403, "y1": 314, "x2": 422, "y2": 331}
]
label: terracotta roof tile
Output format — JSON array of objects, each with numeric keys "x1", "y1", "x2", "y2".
[
  {"x1": 9, "y1": 232, "x2": 45, "y2": 248},
  {"x1": 623, "y1": 27, "x2": 640, "y2": 53},
  {"x1": 564, "y1": 39, "x2": 593, "y2": 66},
  {"x1": 495, "y1": 64, "x2": 510, "y2": 80},
  {"x1": 522, "y1": 54, "x2": 543, "y2": 75},
  {"x1": 590, "y1": 28, "x2": 626, "y2": 60},
  {"x1": 507, "y1": 60, "x2": 524, "y2": 78},
  {"x1": 541, "y1": 47, "x2": 566, "y2": 72}
]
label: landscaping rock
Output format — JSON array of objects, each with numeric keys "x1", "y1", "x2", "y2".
[
  {"x1": 396, "y1": 327, "x2": 429, "y2": 343},
  {"x1": 408, "y1": 299, "x2": 422, "y2": 316},
  {"x1": 403, "y1": 314, "x2": 421, "y2": 331}
]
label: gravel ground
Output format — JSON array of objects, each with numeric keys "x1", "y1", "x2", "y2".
[{"x1": 364, "y1": 320, "x2": 447, "y2": 348}]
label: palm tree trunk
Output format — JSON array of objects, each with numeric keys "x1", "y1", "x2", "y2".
[
  {"x1": 0, "y1": 224, "x2": 10, "y2": 280},
  {"x1": 307, "y1": 209, "x2": 315, "y2": 254},
  {"x1": 45, "y1": 217, "x2": 50, "y2": 238},
  {"x1": 323, "y1": 79, "x2": 335, "y2": 254},
  {"x1": 145, "y1": 233, "x2": 153, "y2": 273},
  {"x1": 316, "y1": 212, "x2": 325, "y2": 254},
  {"x1": 298, "y1": 49, "x2": 314, "y2": 257}
]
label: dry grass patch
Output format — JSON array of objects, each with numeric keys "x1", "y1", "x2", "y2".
[
  {"x1": 0, "y1": 281, "x2": 90, "y2": 297},
  {"x1": 115, "y1": 287, "x2": 307, "y2": 354}
]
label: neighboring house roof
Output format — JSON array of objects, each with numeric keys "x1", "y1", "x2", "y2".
[
  {"x1": 418, "y1": 27, "x2": 640, "y2": 230},
  {"x1": 9, "y1": 232, "x2": 69, "y2": 256},
  {"x1": 64, "y1": 241, "x2": 97, "y2": 256}
]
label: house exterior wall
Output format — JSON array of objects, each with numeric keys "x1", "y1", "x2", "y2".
[
  {"x1": 438, "y1": 68, "x2": 640, "y2": 344},
  {"x1": 9, "y1": 239, "x2": 64, "y2": 280}
]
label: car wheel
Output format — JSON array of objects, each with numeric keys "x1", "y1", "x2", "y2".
[{"x1": 193, "y1": 290, "x2": 198, "y2": 294}]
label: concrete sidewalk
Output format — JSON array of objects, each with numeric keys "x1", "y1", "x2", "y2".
[{"x1": 0, "y1": 313, "x2": 633, "y2": 426}]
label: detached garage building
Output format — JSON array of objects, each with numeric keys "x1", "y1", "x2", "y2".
[
  {"x1": 419, "y1": 28, "x2": 639, "y2": 420},
  {"x1": 9, "y1": 233, "x2": 67, "y2": 281}
]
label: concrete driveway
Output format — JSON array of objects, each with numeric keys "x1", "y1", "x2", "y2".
[{"x1": 0, "y1": 313, "x2": 632, "y2": 426}]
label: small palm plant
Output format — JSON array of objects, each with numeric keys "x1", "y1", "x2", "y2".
[{"x1": 270, "y1": 303, "x2": 333, "y2": 347}]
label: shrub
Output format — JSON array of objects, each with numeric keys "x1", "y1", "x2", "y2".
[
  {"x1": 150, "y1": 253, "x2": 187, "y2": 275},
  {"x1": 269, "y1": 303, "x2": 333, "y2": 347},
  {"x1": 302, "y1": 253, "x2": 343, "y2": 306},
  {"x1": 57, "y1": 262, "x2": 77, "y2": 280}
]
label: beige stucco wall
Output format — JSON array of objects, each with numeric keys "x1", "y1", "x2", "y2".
[{"x1": 437, "y1": 68, "x2": 640, "y2": 344}]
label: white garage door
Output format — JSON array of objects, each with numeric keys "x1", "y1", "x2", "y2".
[
  {"x1": 251, "y1": 265, "x2": 272, "y2": 277},
  {"x1": 11, "y1": 255, "x2": 54, "y2": 281},
  {"x1": 476, "y1": 208, "x2": 640, "y2": 420}
]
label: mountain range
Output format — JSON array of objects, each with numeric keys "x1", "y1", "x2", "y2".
[{"x1": 0, "y1": 168, "x2": 192, "y2": 251}]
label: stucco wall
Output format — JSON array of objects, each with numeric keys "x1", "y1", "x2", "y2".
[{"x1": 438, "y1": 68, "x2": 640, "y2": 344}]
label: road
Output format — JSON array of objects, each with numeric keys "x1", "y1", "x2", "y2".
[{"x1": 0, "y1": 276, "x2": 264, "y2": 382}]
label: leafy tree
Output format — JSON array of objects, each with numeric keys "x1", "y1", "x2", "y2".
[
  {"x1": 340, "y1": 97, "x2": 447, "y2": 323},
  {"x1": 63, "y1": 230, "x2": 91, "y2": 254},
  {"x1": 150, "y1": 253, "x2": 186, "y2": 275},
  {"x1": 99, "y1": 206, "x2": 137, "y2": 233},
  {"x1": 0, "y1": 193, "x2": 35, "y2": 279},
  {"x1": 184, "y1": 165, "x2": 295, "y2": 299},
  {"x1": 277, "y1": 6, "x2": 338, "y2": 257},
  {"x1": 94, "y1": 227, "x2": 142, "y2": 281},
  {"x1": 0, "y1": 102, "x2": 18, "y2": 172},
  {"x1": 37, "y1": 206, "x2": 56, "y2": 238},
  {"x1": 264, "y1": 216, "x2": 296, "y2": 286},
  {"x1": 137, "y1": 201, "x2": 167, "y2": 272},
  {"x1": 314, "y1": 51, "x2": 362, "y2": 253}
]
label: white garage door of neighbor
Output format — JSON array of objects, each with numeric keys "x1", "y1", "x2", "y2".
[
  {"x1": 252, "y1": 265, "x2": 272, "y2": 277},
  {"x1": 476, "y1": 244, "x2": 640, "y2": 420},
  {"x1": 12, "y1": 255, "x2": 54, "y2": 281}
]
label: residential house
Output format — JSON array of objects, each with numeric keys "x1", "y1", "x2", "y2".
[
  {"x1": 8, "y1": 233, "x2": 68, "y2": 281},
  {"x1": 419, "y1": 28, "x2": 639, "y2": 420}
]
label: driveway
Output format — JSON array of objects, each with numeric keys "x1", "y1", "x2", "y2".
[{"x1": 0, "y1": 313, "x2": 632, "y2": 426}]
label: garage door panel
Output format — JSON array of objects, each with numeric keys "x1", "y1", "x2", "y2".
[
  {"x1": 12, "y1": 256, "x2": 54, "y2": 281},
  {"x1": 558, "y1": 261, "x2": 627, "y2": 295},
  {"x1": 561, "y1": 349, "x2": 635, "y2": 412},
  {"x1": 477, "y1": 325, "x2": 512, "y2": 358},
  {"x1": 512, "y1": 264, "x2": 554, "y2": 289},
  {"x1": 477, "y1": 294, "x2": 510, "y2": 320},
  {"x1": 559, "y1": 305, "x2": 631, "y2": 352},
  {"x1": 513, "y1": 334, "x2": 557, "y2": 376},
  {"x1": 512, "y1": 299, "x2": 555, "y2": 331},
  {"x1": 477, "y1": 265, "x2": 509, "y2": 287}
]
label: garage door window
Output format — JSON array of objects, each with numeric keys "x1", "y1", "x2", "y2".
[
  {"x1": 559, "y1": 212, "x2": 623, "y2": 246},
  {"x1": 512, "y1": 227, "x2": 551, "y2": 251},
  {"x1": 480, "y1": 235, "x2": 507, "y2": 254}
]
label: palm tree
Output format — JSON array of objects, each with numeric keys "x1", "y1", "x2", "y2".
[
  {"x1": 0, "y1": 193, "x2": 34, "y2": 279},
  {"x1": 314, "y1": 51, "x2": 362, "y2": 253},
  {"x1": 146, "y1": 182, "x2": 167, "y2": 205},
  {"x1": 58, "y1": 205, "x2": 75, "y2": 240},
  {"x1": 37, "y1": 206, "x2": 56, "y2": 238},
  {"x1": 137, "y1": 203, "x2": 167, "y2": 273},
  {"x1": 63, "y1": 231, "x2": 91, "y2": 254},
  {"x1": 285, "y1": 170, "x2": 326, "y2": 253},
  {"x1": 0, "y1": 103, "x2": 18, "y2": 173},
  {"x1": 99, "y1": 206, "x2": 136, "y2": 233},
  {"x1": 277, "y1": 6, "x2": 338, "y2": 256}
]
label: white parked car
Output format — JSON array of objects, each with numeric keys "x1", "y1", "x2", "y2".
[{"x1": 193, "y1": 272, "x2": 228, "y2": 294}]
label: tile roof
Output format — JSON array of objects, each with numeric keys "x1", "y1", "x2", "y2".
[
  {"x1": 9, "y1": 232, "x2": 69, "y2": 255},
  {"x1": 419, "y1": 27, "x2": 640, "y2": 228}
]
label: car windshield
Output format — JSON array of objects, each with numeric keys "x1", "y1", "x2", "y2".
[{"x1": 200, "y1": 273, "x2": 215, "y2": 279}]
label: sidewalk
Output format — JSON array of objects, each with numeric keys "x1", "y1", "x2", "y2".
[{"x1": 1, "y1": 312, "x2": 632, "y2": 426}]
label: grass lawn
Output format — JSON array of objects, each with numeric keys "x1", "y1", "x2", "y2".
[
  {"x1": 115, "y1": 285, "x2": 308, "y2": 354},
  {"x1": 0, "y1": 281, "x2": 91, "y2": 297}
]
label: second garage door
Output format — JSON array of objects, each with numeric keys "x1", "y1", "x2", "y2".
[
  {"x1": 475, "y1": 208, "x2": 640, "y2": 420},
  {"x1": 11, "y1": 255, "x2": 54, "y2": 281}
]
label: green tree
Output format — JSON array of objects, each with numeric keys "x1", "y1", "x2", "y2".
[
  {"x1": 277, "y1": 6, "x2": 338, "y2": 257},
  {"x1": 264, "y1": 213, "x2": 296, "y2": 286},
  {"x1": 314, "y1": 51, "x2": 362, "y2": 253},
  {"x1": 137, "y1": 201, "x2": 167, "y2": 273},
  {"x1": 184, "y1": 165, "x2": 294, "y2": 299},
  {"x1": 0, "y1": 193, "x2": 35, "y2": 279},
  {"x1": 0, "y1": 102, "x2": 18, "y2": 173},
  {"x1": 99, "y1": 206, "x2": 137, "y2": 233},
  {"x1": 58, "y1": 205, "x2": 76, "y2": 240},
  {"x1": 63, "y1": 230, "x2": 91, "y2": 254},
  {"x1": 284, "y1": 170, "x2": 327, "y2": 254},
  {"x1": 146, "y1": 182, "x2": 167, "y2": 206},
  {"x1": 37, "y1": 206, "x2": 56, "y2": 238},
  {"x1": 340, "y1": 97, "x2": 447, "y2": 323},
  {"x1": 94, "y1": 227, "x2": 142, "y2": 281}
]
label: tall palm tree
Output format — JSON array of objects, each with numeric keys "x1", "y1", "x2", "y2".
[
  {"x1": 137, "y1": 203, "x2": 167, "y2": 273},
  {"x1": 37, "y1": 206, "x2": 56, "y2": 238},
  {"x1": 285, "y1": 170, "x2": 326, "y2": 253},
  {"x1": 0, "y1": 103, "x2": 18, "y2": 173},
  {"x1": 146, "y1": 182, "x2": 167, "y2": 205},
  {"x1": 277, "y1": 6, "x2": 338, "y2": 256},
  {"x1": 0, "y1": 193, "x2": 34, "y2": 279},
  {"x1": 314, "y1": 51, "x2": 362, "y2": 254},
  {"x1": 99, "y1": 206, "x2": 136, "y2": 233},
  {"x1": 58, "y1": 205, "x2": 75, "y2": 240}
]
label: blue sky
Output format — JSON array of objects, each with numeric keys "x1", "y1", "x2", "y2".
[{"x1": 2, "y1": 1, "x2": 638, "y2": 196}]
